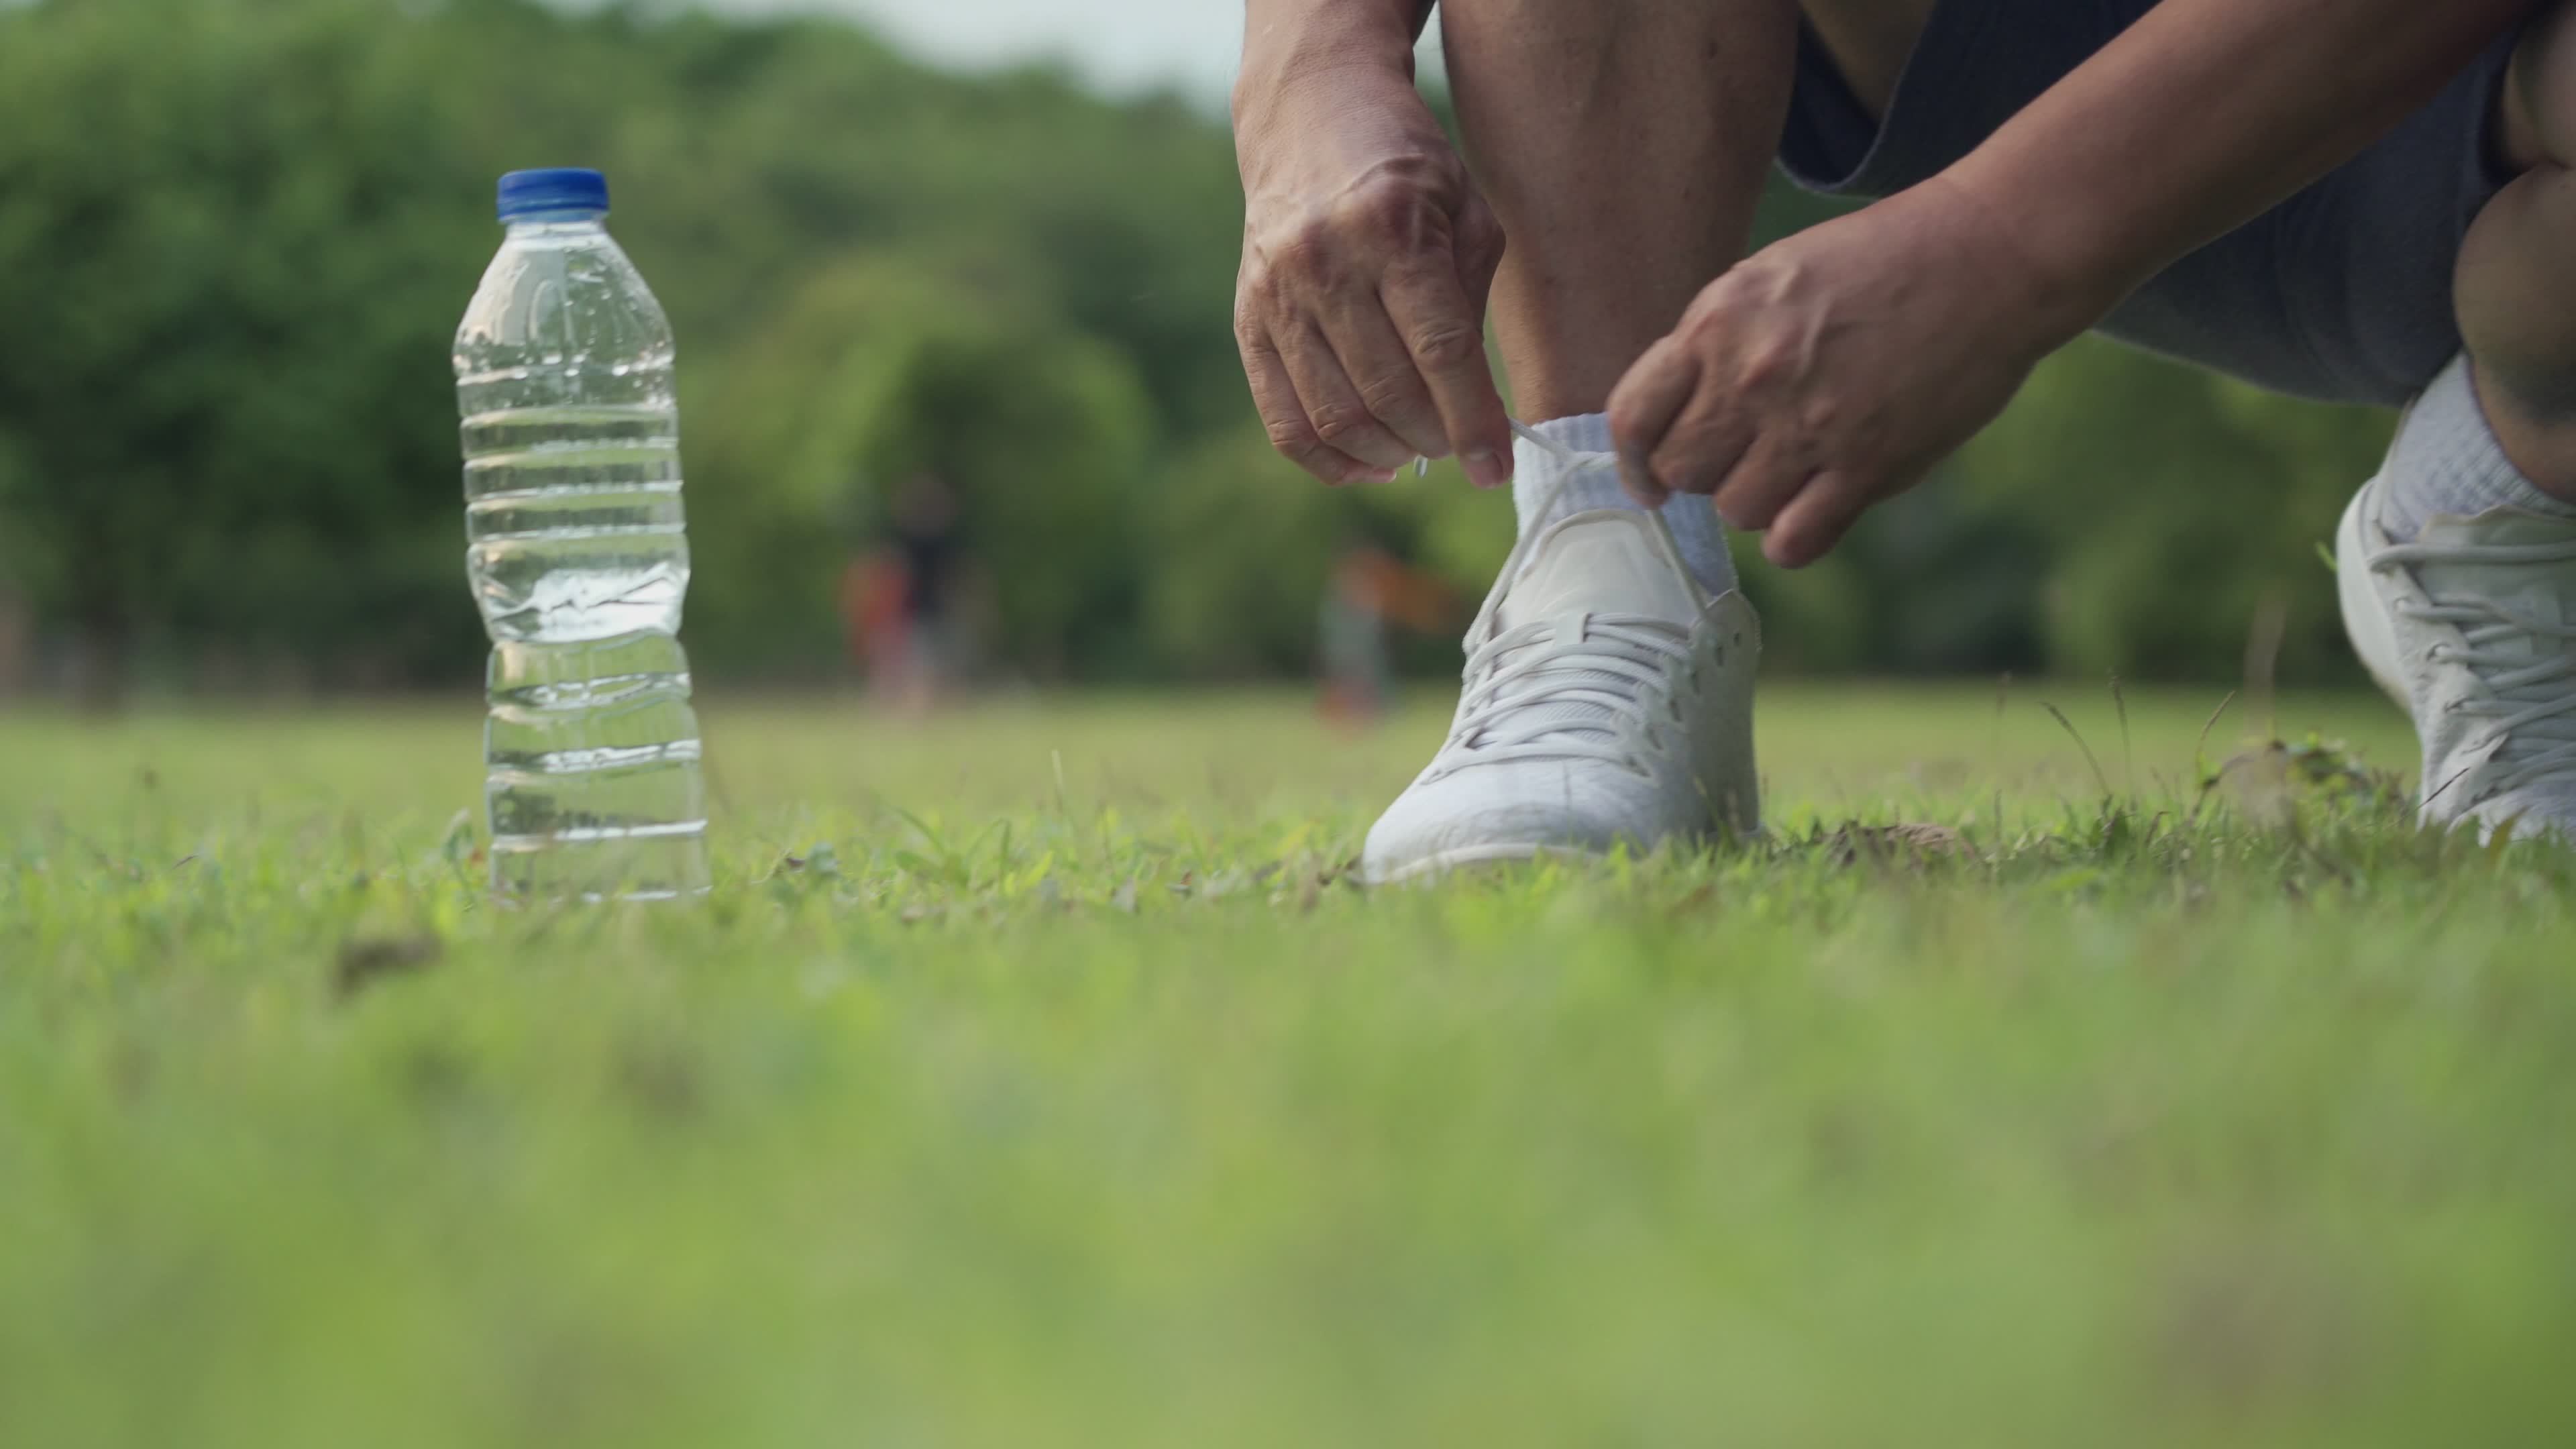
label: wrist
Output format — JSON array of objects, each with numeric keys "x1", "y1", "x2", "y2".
[
  {"x1": 1232, "y1": 5, "x2": 1421, "y2": 131},
  {"x1": 1912, "y1": 172, "x2": 2134, "y2": 354}
]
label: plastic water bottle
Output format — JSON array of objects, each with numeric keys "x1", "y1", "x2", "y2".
[{"x1": 453, "y1": 168, "x2": 708, "y2": 900}]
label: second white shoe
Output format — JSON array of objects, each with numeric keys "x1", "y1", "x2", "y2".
[
  {"x1": 1362, "y1": 469, "x2": 1760, "y2": 885},
  {"x1": 2337, "y1": 474, "x2": 2576, "y2": 843}
]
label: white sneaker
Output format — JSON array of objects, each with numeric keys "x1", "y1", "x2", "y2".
[
  {"x1": 2337, "y1": 474, "x2": 2576, "y2": 842},
  {"x1": 1362, "y1": 458, "x2": 1760, "y2": 884}
]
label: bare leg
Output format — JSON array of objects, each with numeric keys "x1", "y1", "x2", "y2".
[
  {"x1": 2457, "y1": 0, "x2": 2576, "y2": 500},
  {"x1": 1439, "y1": 0, "x2": 1801, "y2": 421}
]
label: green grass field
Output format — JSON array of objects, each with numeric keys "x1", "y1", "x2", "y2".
[{"x1": 6, "y1": 684, "x2": 2575, "y2": 1447}]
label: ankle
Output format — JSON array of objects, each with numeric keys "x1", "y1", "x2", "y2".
[
  {"x1": 1511, "y1": 415, "x2": 1624, "y2": 535},
  {"x1": 2473, "y1": 357, "x2": 2576, "y2": 502},
  {"x1": 2381, "y1": 356, "x2": 2576, "y2": 536},
  {"x1": 1511, "y1": 411, "x2": 1737, "y2": 596},
  {"x1": 1527, "y1": 412, "x2": 1613, "y2": 455}
]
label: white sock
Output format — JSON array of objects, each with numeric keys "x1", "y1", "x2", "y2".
[
  {"x1": 2378, "y1": 354, "x2": 2576, "y2": 539},
  {"x1": 1516, "y1": 413, "x2": 1737, "y2": 596}
]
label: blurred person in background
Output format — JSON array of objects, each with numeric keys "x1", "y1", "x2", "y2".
[
  {"x1": 1319, "y1": 541, "x2": 1457, "y2": 727},
  {"x1": 1233, "y1": 0, "x2": 2576, "y2": 880},
  {"x1": 840, "y1": 470, "x2": 969, "y2": 714},
  {"x1": 0, "y1": 589, "x2": 26, "y2": 700}
]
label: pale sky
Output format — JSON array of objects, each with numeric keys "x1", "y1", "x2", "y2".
[{"x1": 697, "y1": 0, "x2": 1443, "y2": 105}]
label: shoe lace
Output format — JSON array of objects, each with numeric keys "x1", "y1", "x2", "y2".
[
  {"x1": 2373, "y1": 531, "x2": 2576, "y2": 802},
  {"x1": 1436, "y1": 613, "x2": 1697, "y2": 777},
  {"x1": 1421, "y1": 421, "x2": 1699, "y2": 779}
]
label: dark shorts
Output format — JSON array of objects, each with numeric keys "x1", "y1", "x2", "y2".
[{"x1": 1780, "y1": 0, "x2": 2527, "y2": 407}]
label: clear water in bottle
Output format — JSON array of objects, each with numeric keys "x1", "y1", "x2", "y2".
[{"x1": 453, "y1": 168, "x2": 708, "y2": 900}]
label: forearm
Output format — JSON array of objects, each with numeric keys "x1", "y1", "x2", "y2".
[
  {"x1": 1231, "y1": 0, "x2": 1515, "y2": 482},
  {"x1": 1236, "y1": 0, "x2": 1434, "y2": 114},
  {"x1": 1944, "y1": 0, "x2": 2536, "y2": 329}
]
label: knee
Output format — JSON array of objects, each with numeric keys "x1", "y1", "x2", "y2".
[
  {"x1": 2459, "y1": 174, "x2": 2576, "y2": 403},
  {"x1": 2504, "y1": 0, "x2": 2576, "y2": 170}
]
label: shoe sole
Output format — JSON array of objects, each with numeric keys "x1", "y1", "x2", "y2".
[
  {"x1": 1364, "y1": 842, "x2": 1588, "y2": 887},
  {"x1": 1363, "y1": 826, "x2": 1769, "y2": 887}
]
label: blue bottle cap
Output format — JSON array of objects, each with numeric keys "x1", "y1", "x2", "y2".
[{"x1": 496, "y1": 168, "x2": 609, "y2": 221}]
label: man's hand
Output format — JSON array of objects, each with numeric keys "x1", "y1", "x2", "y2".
[
  {"x1": 1233, "y1": 61, "x2": 1513, "y2": 488},
  {"x1": 1611, "y1": 0, "x2": 2537, "y2": 570},
  {"x1": 1609, "y1": 180, "x2": 2102, "y2": 568}
]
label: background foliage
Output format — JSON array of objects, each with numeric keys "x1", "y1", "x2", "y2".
[{"x1": 0, "y1": 0, "x2": 2397, "y2": 692}]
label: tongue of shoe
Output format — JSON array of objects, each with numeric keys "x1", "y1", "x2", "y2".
[
  {"x1": 1471, "y1": 510, "x2": 1705, "y2": 750},
  {"x1": 1495, "y1": 509, "x2": 1703, "y2": 630}
]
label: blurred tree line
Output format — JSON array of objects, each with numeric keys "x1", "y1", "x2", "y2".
[{"x1": 0, "y1": 0, "x2": 2394, "y2": 697}]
